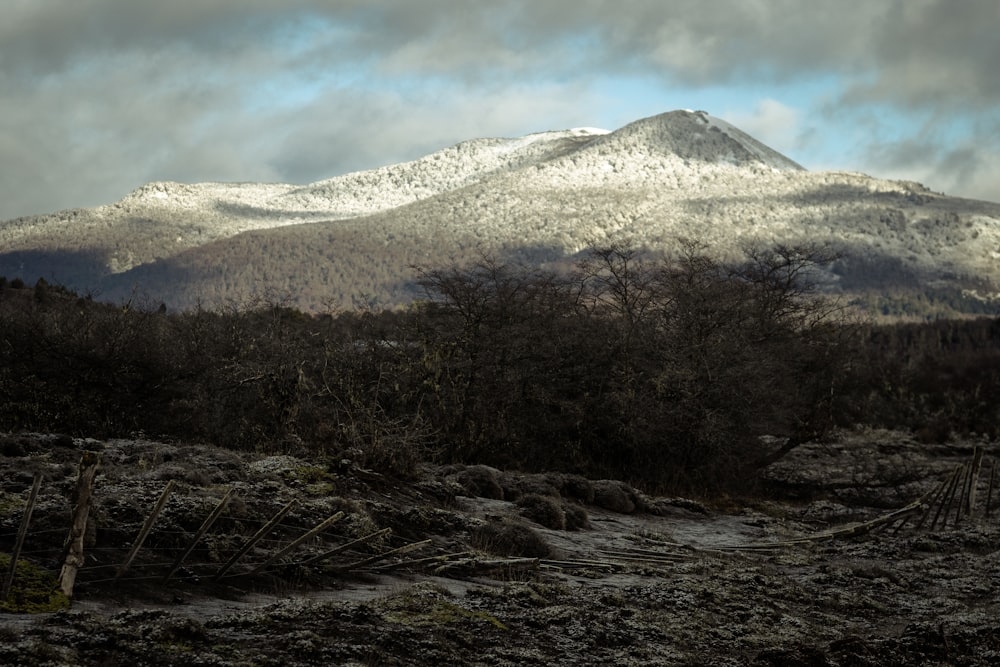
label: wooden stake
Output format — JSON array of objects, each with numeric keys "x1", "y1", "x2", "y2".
[
  {"x1": 986, "y1": 460, "x2": 996, "y2": 519},
  {"x1": 163, "y1": 487, "x2": 236, "y2": 583},
  {"x1": 213, "y1": 499, "x2": 298, "y2": 581},
  {"x1": 966, "y1": 447, "x2": 985, "y2": 517},
  {"x1": 955, "y1": 453, "x2": 975, "y2": 525},
  {"x1": 913, "y1": 476, "x2": 949, "y2": 531},
  {"x1": 2, "y1": 474, "x2": 42, "y2": 601},
  {"x1": 929, "y1": 465, "x2": 962, "y2": 531},
  {"x1": 59, "y1": 451, "x2": 101, "y2": 599},
  {"x1": 116, "y1": 480, "x2": 176, "y2": 580},
  {"x1": 247, "y1": 511, "x2": 345, "y2": 576}
]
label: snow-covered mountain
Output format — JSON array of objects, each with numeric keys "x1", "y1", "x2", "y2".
[{"x1": 2, "y1": 110, "x2": 998, "y2": 314}]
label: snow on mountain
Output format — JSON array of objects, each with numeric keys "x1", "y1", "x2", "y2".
[
  {"x1": 281, "y1": 127, "x2": 607, "y2": 218},
  {"x1": 1, "y1": 109, "x2": 998, "y2": 312},
  {"x1": 584, "y1": 109, "x2": 804, "y2": 171}
]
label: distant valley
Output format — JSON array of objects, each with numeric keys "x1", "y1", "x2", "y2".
[{"x1": 2, "y1": 110, "x2": 999, "y2": 316}]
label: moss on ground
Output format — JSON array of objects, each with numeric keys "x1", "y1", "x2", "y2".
[
  {"x1": 383, "y1": 585, "x2": 508, "y2": 631},
  {"x1": 0, "y1": 553, "x2": 70, "y2": 613}
]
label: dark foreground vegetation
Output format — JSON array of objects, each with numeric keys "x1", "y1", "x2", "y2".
[{"x1": 2, "y1": 243, "x2": 999, "y2": 495}]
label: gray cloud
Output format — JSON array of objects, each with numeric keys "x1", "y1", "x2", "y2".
[
  {"x1": 6, "y1": 1, "x2": 996, "y2": 95},
  {"x1": 2, "y1": 0, "x2": 998, "y2": 219},
  {"x1": 863, "y1": 112, "x2": 1000, "y2": 201},
  {"x1": 848, "y1": 0, "x2": 1000, "y2": 109}
]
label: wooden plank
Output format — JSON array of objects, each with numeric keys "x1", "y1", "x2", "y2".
[{"x1": 2, "y1": 474, "x2": 42, "y2": 601}]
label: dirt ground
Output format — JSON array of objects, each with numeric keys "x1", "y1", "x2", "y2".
[{"x1": 1, "y1": 429, "x2": 998, "y2": 666}]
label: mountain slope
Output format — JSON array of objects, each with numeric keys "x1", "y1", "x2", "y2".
[{"x1": 2, "y1": 110, "x2": 998, "y2": 313}]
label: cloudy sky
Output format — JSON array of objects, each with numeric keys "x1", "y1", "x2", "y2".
[{"x1": 2, "y1": 0, "x2": 998, "y2": 220}]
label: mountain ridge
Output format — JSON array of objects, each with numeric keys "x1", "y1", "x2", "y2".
[{"x1": 2, "y1": 109, "x2": 998, "y2": 314}]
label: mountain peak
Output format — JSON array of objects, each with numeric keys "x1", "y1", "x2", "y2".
[{"x1": 599, "y1": 109, "x2": 804, "y2": 172}]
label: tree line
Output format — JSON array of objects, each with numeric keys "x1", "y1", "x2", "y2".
[{"x1": 1, "y1": 242, "x2": 997, "y2": 495}]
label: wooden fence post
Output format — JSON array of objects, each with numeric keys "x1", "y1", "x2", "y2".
[
  {"x1": 59, "y1": 451, "x2": 101, "y2": 599},
  {"x1": 2, "y1": 473, "x2": 42, "y2": 601},
  {"x1": 163, "y1": 487, "x2": 236, "y2": 583},
  {"x1": 116, "y1": 480, "x2": 176, "y2": 580}
]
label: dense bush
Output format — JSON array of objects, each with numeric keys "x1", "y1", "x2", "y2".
[{"x1": 408, "y1": 242, "x2": 853, "y2": 491}]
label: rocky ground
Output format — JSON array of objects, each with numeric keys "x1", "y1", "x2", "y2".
[{"x1": 1, "y1": 429, "x2": 999, "y2": 666}]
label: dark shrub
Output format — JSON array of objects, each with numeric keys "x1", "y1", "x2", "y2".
[
  {"x1": 0, "y1": 437, "x2": 26, "y2": 457},
  {"x1": 591, "y1": 480, "x2": 638, "y2": 514},
  {"x1": 547, "y1": 473, "x2": 596, "y2": 503},
  {"x1": 515, "y1": 494, "x2": 566, "y2": 530},
  {"x1": 500, "y1": 472, "x2": 561, "y2": 502},
  {"x1": 563, "y1": 503, "x2": 591, "y2": 531},
  {"x1": 456, "y1": 465, "x2": 505, "y2": 499},
  {"x1": 471, "y1": 518, "x2": 552, "y2": 558}
]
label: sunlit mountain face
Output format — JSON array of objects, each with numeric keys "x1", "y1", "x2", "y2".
[{"x1": 2, "y1": 110, "x2": 998, "y2": 316}]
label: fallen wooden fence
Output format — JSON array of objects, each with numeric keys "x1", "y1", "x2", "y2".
[
  {"x1": 2, "y1": 447, "x2": 998, "y2": 602},
  {"x1": 1, "y1": 452, "x2": 435, "y2": 602}
]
